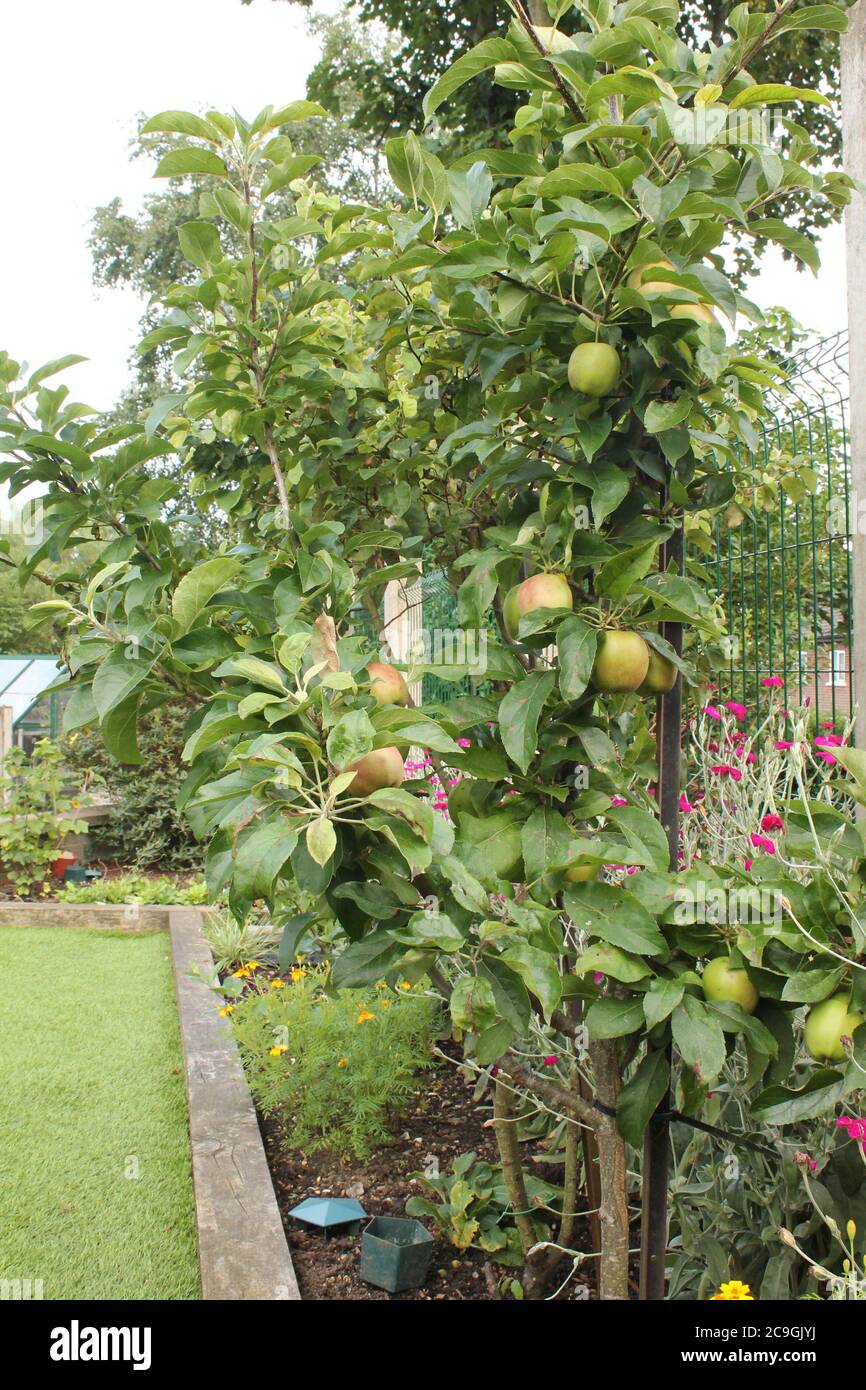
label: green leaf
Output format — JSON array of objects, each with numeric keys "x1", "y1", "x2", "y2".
[
  {"x1": 141, "y1": 110, "x2": 222, "y2": 141},
  {"x1": 62, "y1": 685, "x2": 98, "y2": 734},
  {"x1": 586, "y1": 996, "x2": 645, "y2": 1040},
  {"x1": 671, "y1": 996, "x2": 726, "y2": 1084},
  {"x1": 633, "y1": 172, "x2": 690, "y2": 226},
  {"x1": 423, "y1": 38, "x2": 518, "y2": 120},
  {"x1": 617, "y1": 1049, "x2": 670, "y2": 1148},
  {"x1": 644, "y1": 397, "x2": 692, "y2": 433},
  {"x1": 521, "y1": 805, "x2": 573, "y2": 884},
  {"x1": 574, "y1": 942, "x2": 651, "y2": 983},
  {"x1": 596, "y1": 541, "x2": 659, "y2": 602},
  {"x1": 92, "y1": 646, "x2": 155, "y2": 720},
  {"x1": 748, "y1": 218, "x2": 819, "y2": 274},
  {"x1": 100, "y1": 693, "x2": 144, "y2": 765},
  {"x1": 557, "y1": 616, "x2": 598, "y2": 700},
  {"x1": 564, "y1": 882, "x2": 667, "y2": 955},
  {"x1": 476, "y1": 1020, "x2": 514, "y2": 1066},
  {"x1": 479, "y1": 958, "x2": 532, "y2": 1033},
  {"x1": 729, "y1": 84, "x2": 831, "y2": 110},
  {"x1": 155, "y1": 148, "x2": 228, "y2": 179},
  {"x1": 498, "y1": 670, "x2": 556, "y2": 774},
  {"x1": 327, "y1": 709, "x2": 375, "y2": 770},
  {"x1": 643, "y1": 977, "x2": 684, "y2": 1029},
  {"x1": 331, "y1": 930, "x2": 404, "y2": 989},
  {"x1": 773, "y1": 4, "x2": 848, "y2": 35},
  {"x1": 451, "y1": 974, "x2": 498, "y2": 1031},
  {"x1": 751, "y1": 1069, "x2": 848, "y2": 1125},
  {"x1": 306, "y1": 817, "x2": 337, "y2": 869},
  {"x1": 172, "y1": 556, "x2": 241, "y2": 634},
  {"x1": 27, "y1": 355, "x2": 87, "y2": 390},
  {"x1": 607, "y1": 806, "x2": 671, "y2": 872},
  {"x1": 500, "y1": 941, "x2": 561, "y2": 1021},
  {"x1": 178, "y1": 220, "x2": 221, "y2": 271},
  {"x1": 366, "y1": 788, "x2": 434, "y2": 843},
  {"x1": 781, "y1": 966, "x2": 844, "y2": 1003},
  {"x1": 232, "y1": 821, "x2": 298, "y2": 916},
  {"x1": 395, "y1": 910, "x2": 465, "y2": 953}
]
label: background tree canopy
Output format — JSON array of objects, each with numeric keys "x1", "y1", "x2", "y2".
[{"x1": 91, "y1": 0, "x2": 850, "y2": 412}]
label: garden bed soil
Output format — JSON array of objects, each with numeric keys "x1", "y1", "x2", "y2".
[{"x1": 262, "y1": 1048, "x2": 599, "y2": 1301}]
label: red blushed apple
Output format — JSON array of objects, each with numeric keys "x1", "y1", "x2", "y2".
[
  {"x1": 367, "y1": 661, "x2": 409, "y2": 706},
  {"x1": 503, "y1": 572, "x2": 572, "y2": 639},
  {"x1": 347, "y1": 746, "x2": 405, "y2": 796}
]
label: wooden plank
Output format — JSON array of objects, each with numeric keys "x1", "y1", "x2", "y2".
[
  {"x1": 0, "y1": 903, "x2": 169, "y2": 931},
  {"x1": 169, "y1": 908, "x2": 300, "y2": 1301}
]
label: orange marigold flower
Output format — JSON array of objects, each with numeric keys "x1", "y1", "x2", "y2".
[
  {"x1": 398, "y1": 980, "x2": 412, "y2": 991},
  {"x1": 271, "y1": 979, "x2": 286, "y2": 989},
  {"x1": 269, "y1": 1045, "x2": 288, "y2": 1057},
  {"x1": 218, "y1": 1005, "x2": 235, "y2": 1017},
  {"x1": 337, "y1": 1058, "x2": 348, "y2": 1068},
  {"x1": 357, "y1": 1009, "x2": 375, "y2": 1024},
  {"x1": 232, "y1": 967, "x2": 251, "y2": 978},
  {"x1": 290, "y1": 967, "x2": 306, "y2": 983},
  {"x1": 243, "y1": 960, "x2": 261, "y2": 971}
]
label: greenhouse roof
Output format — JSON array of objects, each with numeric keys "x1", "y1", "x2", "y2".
[{"x1": 0, "y1": 656, "x2": 63, "y2": 727}]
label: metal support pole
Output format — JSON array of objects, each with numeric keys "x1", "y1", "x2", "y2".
[
  {"x1": 842, "y1": 3, "x2": 866, "y2": 744},
  {"x1": 639, "y1": 523, "x2": 683, "y2": 1300}
]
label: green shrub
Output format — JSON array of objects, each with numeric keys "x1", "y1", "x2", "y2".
[
  {"x1": 203, "y1": 909, "x2": 279, "y2": 973},
  {"x1": 57, "y1": 872, "x2": 208, "y2": 906},
  {"x1": 63, "y1": 704, "x2": 200, "y2": 870},
  {"x1": 230, "y1": 968, "x2": 437, "y2": 1159},
  {"x1": 0, "y1": 740, "x2": 88, "y2": 895}
]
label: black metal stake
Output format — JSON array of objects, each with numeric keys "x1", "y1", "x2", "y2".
[{"x1": 639, "y1": 522, "x2": 683, "y2": 1301}]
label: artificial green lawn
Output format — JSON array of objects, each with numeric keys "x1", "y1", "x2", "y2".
[{"x1": 0, "y1": 928, "x2": 199, "y2": 1299}]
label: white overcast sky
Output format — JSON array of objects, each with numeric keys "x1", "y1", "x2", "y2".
[{"x1": 0, "y1": 0, "x2": 851, "y2": 415}]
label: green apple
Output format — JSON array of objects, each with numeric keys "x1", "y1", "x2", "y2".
[
  {"x1": 564, "y1": 860, "x2": 600, "y2": 884},
  {"x1": 638, "y1": 647, "x2": 678, "y2": 695},
  {"x1": 347, "y1": 746, "x2": 405, "y2": 796},
  {"x1": 626, "y1": 259, "x2": 676, "y2": 293},
  {"x1": 503, "y1": 572, "x2": 572, "y2": 640},
  {"x1": 567, "y1": 342, "x2": 621, "y2": 398},
  {"x1": 591, "y1": 630, "x2": 650, "y2": 693},
  {"x1": 701, "y1": 956, "x2": 759, "y2": 1014},
  {"x1": 671, "y1": 302, "x2": 717, "y2": 326},
  {"x1": 805, "y1": 993, "x2": 864, "y2": 1062},
  {"x1": 367, "y1": 661, "x2": 409, "y2": 706}
]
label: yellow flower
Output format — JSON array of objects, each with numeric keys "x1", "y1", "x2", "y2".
[
  {"x1": 295, "y1": 953, "x2": 305, "y2": 963},
  {"x1": 269, "y1": 1045, "x2": 288, "y2": 1057},
  {"x1": 290, "y1": 967, "x2": 306, "y2": 983},
  {"x1": 218, "y1": 1005, "x2": 235, "y2": 1017},
  {"x1": 710, "y1": 1280, "x2": 754, "y2": 1301},
  {"x1": 398, "y1": 980, "x2": 411, "y2": 991},
  {"x1": 232, "y1": 967, "x2": 251, "y2": 979},
  {"x1": 337, "y1": 1058, "x2": 348, "y2": 1068},
  {"x1": 357, "y1": 1009, "x2": 374, "y2": 1024},
  {"x1": 271, "y1": 979, "x2": 286, "y2": 989},
  {"x1": 381, "y1": 1000, "x2": 390, "y2": 1009},
  {"x1": 243, "y1": 960, "x2": 261, "y2": 971},
  {"x1": 375, "y1": 980, "x2": 388, "y2": 990}
]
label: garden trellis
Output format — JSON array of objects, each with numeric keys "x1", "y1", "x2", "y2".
[{"x1": 704, "y1": 330, "x2": 853, "y2": 728}]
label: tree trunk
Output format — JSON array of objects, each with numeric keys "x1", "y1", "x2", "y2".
[{"x1": 589, "y1": 1041, "x2": 630, "y2": 1300}]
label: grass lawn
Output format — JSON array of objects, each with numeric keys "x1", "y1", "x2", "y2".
[{"x1": 0, "y1": 928, "x2": 199, "y2": 1300}]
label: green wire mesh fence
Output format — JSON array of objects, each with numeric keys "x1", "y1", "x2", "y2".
[{"x1": 704, "y1": 330, "x2": 852, "y2": 729}]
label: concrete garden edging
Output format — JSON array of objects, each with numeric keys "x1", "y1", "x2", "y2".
[{"x1": 0, "y1": 900, "x2": 299, "y2": 1301}]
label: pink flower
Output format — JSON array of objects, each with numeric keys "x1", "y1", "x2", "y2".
[
  {"x1": 815, "y1": 734, "x2": 844, "y2": 748},
  {"x1": 611, "y1": 796, "x2": 628, "y2": 807},
  {"x1": 794, "y1": 1150, "x2": 818, "y2": 1171},
  {"x1": 491, "y1": 1065, "x2": 500, "y2": 1077},
  {"x1": 543, "y1": 1055, "x2": 558, "y2": 1067},
  {"x1": 750, "y1": 833, "x2": 776, "y2": 855},
  {"x1": 744, "y1": 858, "x2": 753, "y2": 870},
  {"x1": 707, "y1": 740, "x2": 720, "y2": 752},
  {"x1": 593, "y1": 971, "x2": 605, "y2": 985},
  {"x1": 726, "y1": 701, "x2": 747, "y2": 720},
  {"x1": 457, "y1": 737, "x2": 472, "y2": 748},
  {"x1": 836, "y1": 1116, "x2": 866, "y2": 1151},
  {"x1": 704, "y1": 705, "x2": 721, "y2": 720},
  {"x1": 710, "y1": 764, "x2": 742, "y2": 781},
  {"x1": 775, "y1": 740, "x2": 794, "y2": 751},
  {"x1": 761, "y1": 676, "x2": 783, "y2": 688},
  {"x1": 679, "y1": 794, "x2": 694, "y2": 813},
  {"x1": 816, "y1": 751, "x2": 838, "y2": 765},
  {"x1": 761, "y1": 814, "x2": 784, "y2": 832},
  {"x1": 820, "y1": 722, "x2": 836, "y2": 729}
]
